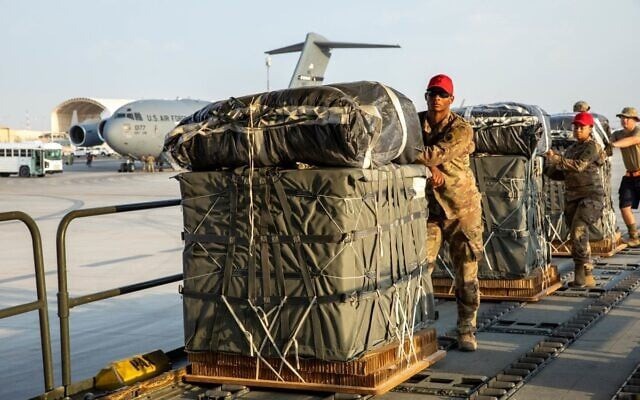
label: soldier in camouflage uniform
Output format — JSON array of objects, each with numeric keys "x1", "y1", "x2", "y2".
[
  {"x1": 415, "y1": 74, "x2": 484, "y2": 352},
  {"x1": 545, "y1": 112, "x2": 606, "y2": 287}
]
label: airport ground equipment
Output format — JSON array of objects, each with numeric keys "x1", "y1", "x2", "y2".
[{"x1": 545, "y1": 112, "x2": 625, "y2": 258}]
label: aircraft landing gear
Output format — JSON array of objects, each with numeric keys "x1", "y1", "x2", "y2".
[{"x1": 118, "y1": 159, "x2": 135, "y2": 173}]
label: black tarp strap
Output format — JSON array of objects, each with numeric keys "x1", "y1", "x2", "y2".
[
  {"x1": 214, "y1": 173, "x2": 240, "y2": 351},
  {"x1": 390, "y1": 170, "x2": 402, "y2": 283},
  {"x1": 181, "y1": 265, "x2": 425, "y2": 305},
  {"x1": 393, "y1": 167, "x2": 409, "y2": 278},
  {"x1": 375, "y1": 170, "x2": 384, "y2": 288},
  {"x1": 182, "y1": 212, "x2": 426, "y2": 246},
  {"x1": 386, "y1": 170, "x2": 395, "y2": 285},
  {"x1": 400, "y1": 167, "x2": 423, "y2": 274},
  {"x1": 222, "y1": 175, "x2": 238, "y2": 296},
  {"x1": 264, "y1": 173, "x2": 289, "y2": 339},
  {"x1": 259, "y1": 174, "x2": 272, "y2": 302},
  {"x1": 471, "y1": 157, "x2": 499, "y2": 270},
  {"x1": 271, "y1": 174, "x2": 325, "y2": 357}
]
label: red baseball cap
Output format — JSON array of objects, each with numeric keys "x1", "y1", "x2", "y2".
[
  {"x1": 426, "y1": 74, "x2": 454, "y2": 96},
  {"x1": 572, "y1": 112, "x2": 595, "y2": 126}
]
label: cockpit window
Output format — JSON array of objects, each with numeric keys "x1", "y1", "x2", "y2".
[
  {"x1": 126, "y1": 113, "x2": 134, "y2": 120},
  {"x1": 115, "y1": 113, "x2": 125, "y2": 118},
  {"x1": 134, "y1": 112, "x2": 143, "y2": 121}
]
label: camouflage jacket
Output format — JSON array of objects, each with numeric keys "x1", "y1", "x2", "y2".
[
  {"x1": 416, "y1": 111, "x2": 481, "y2": 219},
  {"x1": 547, "y1": 138, "x2": 606, "y2": 202}
]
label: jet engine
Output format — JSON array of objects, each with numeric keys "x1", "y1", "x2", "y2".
[
  {"x1": 68, "y1": 121, "x2": 104, "y2": 147},
  {"x1": 97, "y1": 119, "x2": 108, "y2": 140}
]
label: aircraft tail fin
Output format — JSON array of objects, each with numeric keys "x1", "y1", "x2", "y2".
[{"x1": 266, "y1": 32, "x2": 400, "y2": 88}]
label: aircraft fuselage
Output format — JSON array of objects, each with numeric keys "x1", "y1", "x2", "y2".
[{"x1": 100, "y1": 99, "x2": 209, "y2": 160}]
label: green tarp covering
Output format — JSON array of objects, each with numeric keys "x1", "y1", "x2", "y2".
[{"x1": 178, "y1": 165, "x2": 435, "y2": 361}]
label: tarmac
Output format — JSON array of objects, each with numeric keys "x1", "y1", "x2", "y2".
[
  {"x1": 0, "y1": 157, "x2": 184, "y2": 399},
  {"x1": 0, "y1": 153, "x2": 638, "y2": 399}
]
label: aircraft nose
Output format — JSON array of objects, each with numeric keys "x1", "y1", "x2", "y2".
[{"x1": 101, "y1": 120, "x2": 127, "y2": 155}]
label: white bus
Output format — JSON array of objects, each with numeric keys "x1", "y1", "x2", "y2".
[
  {"x1": 0, "y1": 141, "x2": 63, "y2": 177},
  {"x1": 41, "y1": 142, "x2": 64, "y2": 173}
]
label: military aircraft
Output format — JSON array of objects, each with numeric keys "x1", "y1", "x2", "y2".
[
  {"x1": 67, "y1": 33, "x2": 400, "y2": 169},
  {"x1": 67, "y1": 99, "x2": 209, "y2": 169}
]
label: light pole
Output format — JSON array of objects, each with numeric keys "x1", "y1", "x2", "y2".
[{"x1": 265, "y1": 55, "x2": 272, "y2": 91}]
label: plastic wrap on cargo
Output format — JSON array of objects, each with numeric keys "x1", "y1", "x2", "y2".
[
  {"x1": 178, "y1": 165, "x2": 435, "y2": 361},
  {"x1": 165, "y1": 81, "x2": 423, "y2": 170},
  {"x1": 454, "y1": 102, "x2": 551, "y2": 157}
]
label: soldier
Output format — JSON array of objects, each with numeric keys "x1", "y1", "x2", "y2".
[
  {"x1": 415, "y1": 74, "x2": 483, "y2": 352},
  {"x1": 545, "y1": 112, "x2": 606, "y2": 287},
  {"x1": 610, "y1": 107, "x2": 640, "y2": 247},
  {"x1": 573, "y1": 100, "x2": 590, "y2": 112}
]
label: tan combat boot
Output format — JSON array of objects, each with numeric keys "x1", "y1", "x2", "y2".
[
  {"x1": 570, "y1": 264, "x2": 596, "y2": 288},
  {"x1": 570, "y1": 264, "x2": 586, "y2": 287},
  {"x1": 627, "y1": 236, "x2": 640, "y2": 248},
  {"x1": 583, "y1": 263, "x2": 596, "y2": 288},
  {"x1": 457, "y1": 332, "x2": 477, "y2": 352},
  {"x1": 626, "y1": 230, "x2": 640, "y2": 248}
]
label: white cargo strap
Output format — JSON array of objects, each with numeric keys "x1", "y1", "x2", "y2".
[
  {"x1": 358, "y1": 104, "x2": 381, "y2": 169},
  {"x1": 219, "y1": 296, "x2": 287, "y2": 381},
  {"x1": 247, "y1": 298, "x2": 306, "y2": 382},
  {"x1": 381, "y1": 83, "x2": 409, "y2": 161}
]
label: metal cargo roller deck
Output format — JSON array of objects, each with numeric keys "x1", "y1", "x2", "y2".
[{"x1": 51, "y1": 253, "x2": 640, "y2": 400}]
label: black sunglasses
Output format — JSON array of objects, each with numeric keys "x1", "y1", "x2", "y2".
[{"x1": 425, "y1": 91, "x2": 451, "y2": 100}]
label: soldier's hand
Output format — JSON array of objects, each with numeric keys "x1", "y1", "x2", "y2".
[
  {"x1": 604, "y1": 143, "x2": 613, "y2": 156},
  {"x1": 545, "y1": 149, "x2": 556, "y2": 158},
  {"x1": 429, "y1": 166, "x2": 445, "y2": 188}
]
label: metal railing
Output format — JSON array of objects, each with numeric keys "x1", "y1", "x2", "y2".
[
  {"x1": 55, "y1": 199, "x2": 182, "y2": 396},
  {"x1": 0, "y1": 211, "x2": 54, "y2": 392}
]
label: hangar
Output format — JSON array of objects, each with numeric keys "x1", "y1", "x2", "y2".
[{"x1": 50, "y1": 97, "x2": 133, "y2": 134}]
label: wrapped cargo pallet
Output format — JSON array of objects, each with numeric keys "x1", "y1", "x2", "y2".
[
  {"x1": 544, "y1": 113, "x2": 621, "y2": 256},
  {"x1": 456, "y1": 102, "x2": 550, "y2": 157},
  {"x1": 470, "y1": 154, "x2": 548, "y2": 278},
  {"x1": 433, "y1": 103, "x2": 554, "y2": 294},
  {"x1": 165, "y1": 81, "x2": 423, "y2": 170},
  {"x1": 178, "y1": 165, "x2": 435, "y2": 363}
]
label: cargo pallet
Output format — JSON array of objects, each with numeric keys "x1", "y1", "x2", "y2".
[
  {"x1": 432, "y1": 265, "x2": 562, "y2": 302},
  {"x1": 551, "y1": 231, "x2": 627, "y2": 258},
  {"x1": 184, "y1": 328, "x2": 444, "y2": 395}
]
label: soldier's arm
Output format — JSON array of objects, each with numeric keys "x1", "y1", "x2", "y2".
[
  {"x1": 612, "y1": 135, "x2": 640, "y2": 149},
  {"x1": 549, "y1": 143, "x2": 600, "y2": 172},
  {"x1": 415, "y1": 124, "x2": 473, "y2": 167}
]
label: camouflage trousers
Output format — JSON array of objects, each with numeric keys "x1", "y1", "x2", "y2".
[
  {"x1": 426, "y1": 208, "x2": 484, "y2": 334},
  {"x1": 565, "y1": 197, "x2": 604, "y2": 265}
]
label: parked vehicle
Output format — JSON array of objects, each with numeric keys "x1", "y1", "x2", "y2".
[{"x1": 0, "y1": 141, "x2": 63, "y2": 177}]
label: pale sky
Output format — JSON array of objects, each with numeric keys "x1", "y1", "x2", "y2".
[{"x1": 1, "y1": 0, "x2": 638, "y2": 130}]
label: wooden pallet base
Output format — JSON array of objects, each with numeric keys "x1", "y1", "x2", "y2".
[
  {"x1": 433, "y1": 265, "x2": 561, "y2": 302},
  {"x1": 184, "y1": 350, "x2": 446, "y2": 395},
  {"x1": 184, "y1": 328, "x2": 442, "y2": 395},
  {"x1": 551, "y1": 232, "x2": 627, "y2": 258}
]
